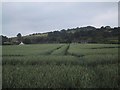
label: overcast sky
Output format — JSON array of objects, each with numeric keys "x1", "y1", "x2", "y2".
[{"x1": 2, "y1": 2, "x2": 118, "y2": 37}]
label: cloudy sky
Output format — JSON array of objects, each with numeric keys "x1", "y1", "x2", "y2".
[{"x1": 2, "y1": 2, "x2": 118, "y2": 37}]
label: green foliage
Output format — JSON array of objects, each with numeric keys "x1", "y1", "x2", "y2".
[
  {"x1": 6, "y1": 26, "x2": 119, "y2": 44},
  {"x1": 0, "y1": 35, "x2": 10, "y2": 45},
  {"x1": 2, "y1": 44, "x2": 119, "y2": 88},
  {"x1": 23, "y1": 38, "x2": 31, "y2": 44},
  {"x1": 17, "y1": 33, "x2": 22, "y2": 43}
]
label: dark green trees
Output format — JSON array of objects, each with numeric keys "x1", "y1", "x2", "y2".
[
  {"x1": 0, "y1": 35, "x2": 9, "y2": 45},
  {"x1": 23, "y1": 38, "x2": 31, "y2": 44},
  {"x1": 3, "y1": 26, "x2": 119, "y2": 45},
  {"x1": 17, "y1": 33, "x2": 22, "y2": 43}
]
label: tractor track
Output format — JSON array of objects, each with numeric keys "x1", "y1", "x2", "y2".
[{"x1": 47, "y1": 45, "x2": 64, "y2": 55}]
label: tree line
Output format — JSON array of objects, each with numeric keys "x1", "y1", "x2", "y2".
[{"x1": 1, "y1": 26, "x2": 120, "y2": 45}]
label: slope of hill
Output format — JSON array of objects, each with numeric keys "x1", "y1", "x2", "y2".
[{"x1": 1, "y1": 26, "x2": 119, "y2": 45}]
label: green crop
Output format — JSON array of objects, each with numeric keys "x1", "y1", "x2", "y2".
[{"x1": 2, "y1": 44, "x2": 119, "y2": 88}]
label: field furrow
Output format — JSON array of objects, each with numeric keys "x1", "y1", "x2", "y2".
[{"x1": 51, "y1": 44, "x2": 69, "y2": 55}]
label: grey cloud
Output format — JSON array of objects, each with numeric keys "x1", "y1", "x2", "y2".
[{"x1": 2, "y1": 2, "x2": 118, "y2": 37}]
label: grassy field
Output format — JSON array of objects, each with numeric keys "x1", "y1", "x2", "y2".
[{"x1": 2, "y1": 44, "x2": 119, "y2": 88}]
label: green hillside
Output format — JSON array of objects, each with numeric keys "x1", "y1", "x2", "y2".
[{"x1": 1, "y1": 26, "x2": 119, "y2": 45}]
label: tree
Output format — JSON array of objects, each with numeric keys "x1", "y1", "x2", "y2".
[
  {"x1": 23, "y1": 38, "x2": 31, "y2": 44},
  {"x1": 0, "y1": 35, "x2": 9, "y2": 45},
  {"x1": 105, "y1": 26, "x2": 111, "y2": 29},
  {"x1": 17, "y1": 33, "x2": 22, "y2": 43}
]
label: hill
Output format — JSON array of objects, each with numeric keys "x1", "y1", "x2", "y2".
[{"x1": 1, "y1": 26, "x2": 119, "y2": 45}]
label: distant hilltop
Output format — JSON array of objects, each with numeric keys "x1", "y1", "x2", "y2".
[{"x1": 1, "y1": 26, "x2": 119, "y2": 45}]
